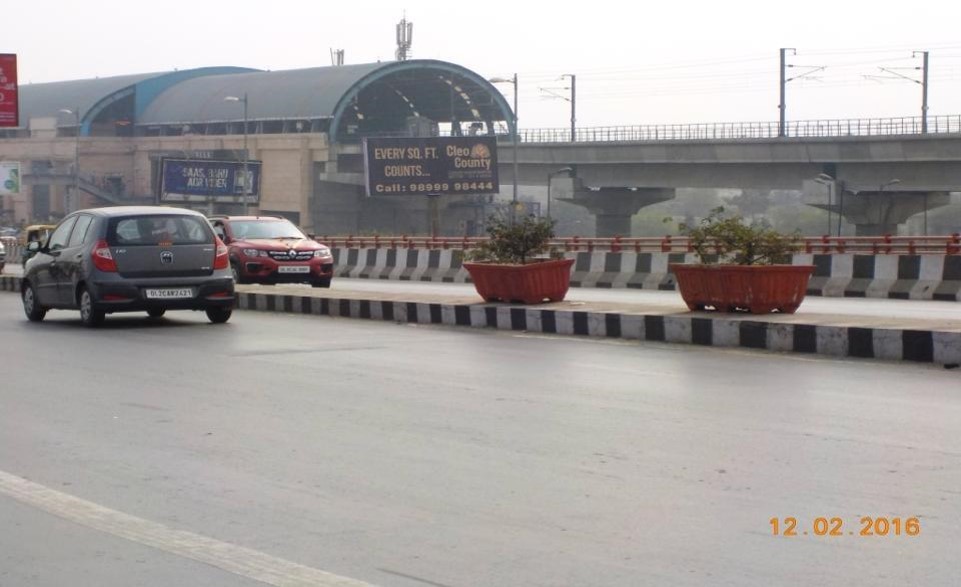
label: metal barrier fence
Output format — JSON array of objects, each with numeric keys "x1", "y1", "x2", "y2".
[
  {"x1": 511, "y1": 115, "x2": 961, "y2": 143},
  {"x1": 318, "y1": 234, "x2": 961, "y2": 256}
]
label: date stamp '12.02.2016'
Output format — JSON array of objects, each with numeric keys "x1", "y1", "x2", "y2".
[{"x1": 770, "y1": 517, "x2": 921, "y2": 537}]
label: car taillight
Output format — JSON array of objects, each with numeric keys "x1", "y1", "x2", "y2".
[
  {"x1": 213, "y1": 238, "x2": 229, "y2": 270},
  {"x1": 92, "y1": 240, "x2": 118, "y2": 272}
]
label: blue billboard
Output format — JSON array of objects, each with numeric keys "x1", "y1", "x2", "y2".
[{"x1": 159, "y1": 158, "x2": 261, "y2": 204}]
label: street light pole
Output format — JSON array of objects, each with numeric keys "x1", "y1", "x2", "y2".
[
  {"x1": 224, "y1": 93, "x2": 250, "y2": 214},
  {"x1": 488, "y1": 74, "x2": 519, "y2": 223},
  {"x1": 59, "y1": 108, "x2": 80, "y2": 213},
  {"x1": 562, "y1": 74, "x2": 576, "y2": 142},
  {"x1": 547, "y1": 167, "x2": 573, "y2": 222}
]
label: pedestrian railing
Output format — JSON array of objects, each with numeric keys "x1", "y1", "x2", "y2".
[{"x1": 318, "y1": 234, "x2": 961, "y2": 255}]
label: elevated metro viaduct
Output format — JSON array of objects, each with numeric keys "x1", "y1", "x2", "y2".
[{"x1": 2, "y1": 58, "x2": 959, "y2": 236}]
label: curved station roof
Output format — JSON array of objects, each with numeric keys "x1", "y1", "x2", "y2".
[{"x1": 6, "y1": 60, "x2": 514, "y2": 142}]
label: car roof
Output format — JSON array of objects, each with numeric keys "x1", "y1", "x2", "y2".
[
  {"x1": 75, "y1": 206, "x2": 206, "y2": 218},
  {"x1": 210, "y1": 215, "x2": 286, "y2": 221}
]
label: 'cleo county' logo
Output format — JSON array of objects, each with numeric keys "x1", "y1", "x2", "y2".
[
  {"x1": 470, "y1": 144, "x2": 491, "y2": 160},
  {"x1": 447, "y1": 143, "x2": 493, "y2": 170}
]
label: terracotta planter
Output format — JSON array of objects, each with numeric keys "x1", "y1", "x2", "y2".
[
  {"x1": 670, "y1": 263, "x2": 815, "y2": 314},
  {"x1": 464, "y1": 258, "x2": 575, "y2": 304}
]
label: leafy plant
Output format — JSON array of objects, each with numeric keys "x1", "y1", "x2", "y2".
[
  {"x1": 466, "y1": 215, "x2": 555, "y2": 264},
  {"x1": 677, "y1": 207, "x2": 801, "y2": 265}
]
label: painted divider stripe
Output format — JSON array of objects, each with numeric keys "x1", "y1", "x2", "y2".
[
  {"x1": 605, "y1": 314, "x2": 621, "y2": 338},
  {"x1": 540, "y1": 310, "x2": 557, "y2": 333},
  {"x1": 510, "y1": 308, "x2": 527, "y2": 331},
  {"x1": 848, "y1": 327, "x2": 875, "y2": 358},
  {"x1": 739, "y1": 322, "x2": 767, "y2": 349},
  {"x1": 0, "y1": 470, "x2": 372, "y2": 587},
  {"x1": 644, "y1": 316, "x2": 665, "y2": 341},
  {"x1": 691, "y1": 318, "x2": 713, "y2": 346},
  {"x1": 902, "y1": 330, "x2": 934, "y2": 362},
  {"x1": 793, "y1": 325, "x2": 818, "y2": 353}
]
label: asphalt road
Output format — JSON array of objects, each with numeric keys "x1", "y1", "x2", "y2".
[{"x1": 0, "y1": 294, "x2": 959, "y2": 586}]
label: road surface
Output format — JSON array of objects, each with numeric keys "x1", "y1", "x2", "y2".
[{"x1": 0, "y1": 295, "x2": 959, "y2": 586}]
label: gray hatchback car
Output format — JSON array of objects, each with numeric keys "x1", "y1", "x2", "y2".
[{"x1": 21, "y1": 206, "x2": 235, "y2": 327}]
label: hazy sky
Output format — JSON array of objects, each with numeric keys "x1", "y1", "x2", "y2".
[{"x1": 7, "y1": 1, "x2": 961, "y2": 128}]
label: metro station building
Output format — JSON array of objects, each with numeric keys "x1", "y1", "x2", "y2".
[{"x1": 0, "y1": 60, "x2": 514, "y2": 235}]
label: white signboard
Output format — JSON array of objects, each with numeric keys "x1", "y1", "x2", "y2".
[{"x1": 0, "y1": 161, "x2": 19, "y2": 195}]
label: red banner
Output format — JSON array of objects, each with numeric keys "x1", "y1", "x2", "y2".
[{"x1": 0, "y1": 54, "x2": 19, "y2": 128}]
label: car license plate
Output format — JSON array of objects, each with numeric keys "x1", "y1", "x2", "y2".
[
  {"x1": 145, "y1": 288, "x2": 193, "y2": 299},
  {"x1": 278, "y1": 266, "x2": 310, "y2": 274}
]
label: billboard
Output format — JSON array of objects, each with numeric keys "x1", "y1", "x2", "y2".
[
  {"x1": 0, "y1": 54, "x2": 18, "y2": 128},
  {"x1": 158, "y1": 158, "x2": 261, "y2": 204},
  {"x1": 364, "y1": 136, "x2": 498, "y2": 196},
  {"x1": 0, "y1": 161, "x2": 19, "y2": 195}
]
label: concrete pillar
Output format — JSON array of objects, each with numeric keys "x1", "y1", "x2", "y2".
[
  {"x1": 835, "y1": 190, "x2": 951, "y2": 236},
  {"x1": 554, "y1": 178, "x2": 675, "y2": 237}
]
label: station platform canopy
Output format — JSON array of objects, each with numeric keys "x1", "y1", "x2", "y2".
[{"x1": 4, "y1": 60, "x2": 514, "y2": 142}]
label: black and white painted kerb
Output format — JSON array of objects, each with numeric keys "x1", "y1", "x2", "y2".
[
  {"x1": 233, "y1": 290, "x2": 961, "y2": 365},
  {"x1": 2, "y1": 275, "x2": 956, "y2": 365}
]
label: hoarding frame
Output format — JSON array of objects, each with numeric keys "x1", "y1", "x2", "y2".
[
  {"x1": 363, "y1": 136, "x2": 499, "y2": 197},
  {"x1": 0, "y1": 54, "x2": 18, "y2": 128},
  {"x1": 158, "y1": 157, "x2": 262, "y2": 204}
]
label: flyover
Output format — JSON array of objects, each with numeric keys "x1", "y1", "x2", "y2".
[{"x1": 326, "y1": 115, "x2": 961, "y2": 236}]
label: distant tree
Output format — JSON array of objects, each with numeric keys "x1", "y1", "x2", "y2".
[{"x1": 726, "y1": 189, "x2": 771, "y2": 220}]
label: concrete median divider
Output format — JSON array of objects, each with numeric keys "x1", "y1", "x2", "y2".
[
  {"x1": 2, "y1": 274, "x2": 957, "y2": 365},
  {"x1": 330, "y1": 248, "x2": 961, "y2": 302}
]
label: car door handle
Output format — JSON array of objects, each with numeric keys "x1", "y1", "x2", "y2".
[{"x1": 74, "y1": 254, "x2": 83, "y2": 259}]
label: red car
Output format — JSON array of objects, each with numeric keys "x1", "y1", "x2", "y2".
[{"x1": 209, "y1": 216, "x2": 334, "y2": 287}]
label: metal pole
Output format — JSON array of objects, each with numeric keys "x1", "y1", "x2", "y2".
[
  {"x1": 826, "y1": 183, "x2": 832, "y2": 236},
  {"x1": 73, "y1": 109, "x2": 80, "y2": 213},
  {"x1": 778, "y1": 48, "x2": 787, "y2": 137},
  {"x1": 243, "y1": 92, "x2": 249, "y2": 215},
  {"x1": 570, "y1": 74, "x2": 576, "y2": 142},
  {"x1": 512, "y1": 73, "x2": 519, "y2": 222},
  {"x1": 921, "y1": 51, "x2": 929, "y2": 134},
  {"x1": 546, "y1": 173, "x2": 552, "y2": 221},
  {"x1": 836, "y1": 181, "x2": 844, "y2": 237}
]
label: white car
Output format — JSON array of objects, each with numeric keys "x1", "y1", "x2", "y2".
[{"x1": 0, "y1": 239, "x2": 6, "y2": 273}]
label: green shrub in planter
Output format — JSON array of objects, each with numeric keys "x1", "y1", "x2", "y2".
[
  {"x1": 466, "y1": 215, "x2": 556, "y2": 264},
  {"x1": 679, "y1": 207, "x2": 801, "y2": 265}
]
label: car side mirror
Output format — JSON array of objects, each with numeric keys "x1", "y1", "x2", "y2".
[{"x1": 27, "y1": 241, "x2": 41, "y2": 253}]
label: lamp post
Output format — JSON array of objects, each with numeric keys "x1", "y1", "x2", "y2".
[
  {"x1": 224, "y1": 93, "x2": 250, "y2": 214},
  {"x1": 547, "y1": 167, "x2": 574, "y2": 222},
  {"x1": 561, "y1": 74, "x2": 576, "y2": 142},
  {"x1": 58, "y1": 108, "x2": 80, "y2": 213},
  {"x1": 814, "y1": 173, "x2": 834, "y2": 236},
  {"x1": 488, "y1": 74, "x2": 519, "y2": 223}
]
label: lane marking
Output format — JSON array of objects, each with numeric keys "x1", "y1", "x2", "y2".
[{"x1": 0, "y1": 469, "x2": 373, "y2": 587}]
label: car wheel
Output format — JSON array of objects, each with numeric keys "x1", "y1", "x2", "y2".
[
  {"x1": 22, "y1": 282, "x2": 47, "y2": 322},
  {"x1": 147, "y1": 308, "x2": 166, "y2": 318},
  {"x1": 230, "y1": 262, "x2": 245, "y2": 284},
  {"x1": 311, "y1": 278, "x2": 332, "y2": 288},
  {"x1": 79, "y1": 287, "x2": 105, "y2": 328},
  {"x1": 205, "y1": 306, "x2": 232, "y2": 324}
]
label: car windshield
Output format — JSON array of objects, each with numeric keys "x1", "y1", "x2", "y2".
[{"x1": 230, "y1": 219, "x2": 305, "y2": 240}]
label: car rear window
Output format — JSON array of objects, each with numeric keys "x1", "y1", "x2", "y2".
[{"x1": 107, "y1": 215, "x2": 212, "y2": 246}]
